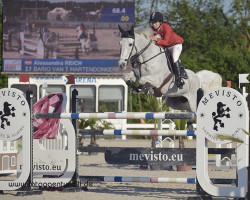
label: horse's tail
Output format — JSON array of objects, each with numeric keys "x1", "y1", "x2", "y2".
[{"x1": 196, "y1": 70, "x2": 222, "y2": 94}]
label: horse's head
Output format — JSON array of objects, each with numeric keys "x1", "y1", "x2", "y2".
[{"x1": 118, "y1": 25, "x2": 135, "y2": 70}]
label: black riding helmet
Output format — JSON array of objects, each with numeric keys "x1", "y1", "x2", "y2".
[{"x1": 150, "y1": 12, "x2": 163, "y2": 23}]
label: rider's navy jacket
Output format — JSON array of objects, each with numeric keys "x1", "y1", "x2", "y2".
[{"x1": 152, "y1": 22, "x2": 184, "y2": 47}]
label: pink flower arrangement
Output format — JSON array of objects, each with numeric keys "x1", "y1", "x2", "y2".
[{"x1": 33, "y1": 93, "x2": 65, "y2": 139}]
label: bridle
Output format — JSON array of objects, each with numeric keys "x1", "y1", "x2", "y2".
[
  {"x1": 130, "y1": 40, "x2": 153, "y2": 64},
  {"x1": 123, "y1": 40, "x2": 136, "y2": 67},
  {"x1": 122, "y1": 38, "x2": 165, "y2": 68}
]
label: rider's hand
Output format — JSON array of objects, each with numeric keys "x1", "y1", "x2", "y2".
[{"x1": 149, "y1": 35, "x2": 157, "y2": 41}]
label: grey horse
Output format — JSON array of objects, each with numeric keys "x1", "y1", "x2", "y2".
[{"x1": 118, "y1": 25, "x2": 222, "y2": 112}]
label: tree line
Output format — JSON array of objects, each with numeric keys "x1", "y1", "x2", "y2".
[
  {"x1": 130, "y1": 0, "x2": 249, "y2": 112},
  {"x1": 135, "y1": 0, "x2": 249, "y2": 88}
]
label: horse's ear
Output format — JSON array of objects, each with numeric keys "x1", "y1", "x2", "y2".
[
  {"x1": 118, "y1": 24, "x2": 125, "y2": 34},
  {"x1": 130, "y1": 25, "x2": 135, "y2": 38},
  {"x1": 129, "y1": 25, "x2": 135, "y2": 38},
  {"x1": 131, "y1": 25, "x2": 134, "y2": 33}
]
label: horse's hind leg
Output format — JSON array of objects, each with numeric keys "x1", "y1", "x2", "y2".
[
  {"x1": 80, "y1": 39, "x2": 85, "y2": 55},
  {"x1": 81, "y1": 43, "x2": 85, "y2": 55},
  {"x1": 86, "y1": 39, "x2": 91, "y2": 53}
]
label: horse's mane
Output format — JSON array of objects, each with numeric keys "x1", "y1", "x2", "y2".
[
  {"x1": 134, "y1": 27, "x2": 154, "y2": 39},
  {"x1": 134, "y1": 27, "x2": 161, "y2": 41}
]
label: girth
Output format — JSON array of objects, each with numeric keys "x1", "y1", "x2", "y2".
[{"x1": 153, "y1": 73, "x2": 173, "y2": 97}]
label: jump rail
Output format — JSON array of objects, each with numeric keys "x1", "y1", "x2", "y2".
[
  {"x1": 35, "y1": 112, "x2": 196, "y2": 120},
  {"x1": 79, "y1": 176, "x2": 236, "y2": 185},
  {"x1": 78, "y1": 129, "x2": 196, "y2": 136},
  {"x1": 80, "y1": 176, "x2": 196, "y2": 183}
]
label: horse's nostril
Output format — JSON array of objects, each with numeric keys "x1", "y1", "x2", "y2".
[{"x1": 119, "y1": 62, "x2": 126, "y2": 70}]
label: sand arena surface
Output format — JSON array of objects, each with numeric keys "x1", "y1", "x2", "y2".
[{"x1": 0, "y1": 139, "x2": 237, "y2": 200}]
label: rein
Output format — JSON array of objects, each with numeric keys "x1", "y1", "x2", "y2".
[
  {"x1": 130, "y1": 41, "x2": 165, "y2": 66},
  {"x1": 141, "y1": 47, "x2": 165, "y2": 64},
  {"x1": 130, "y1": 41, "x2": 152, "y2": 64},
  {"x1": 125, "y1": 41, "x2": 136, "y2": 67}
]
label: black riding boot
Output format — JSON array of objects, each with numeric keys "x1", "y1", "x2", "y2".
[{"x1": 174, "y1": 61, "x2": 185, "y2": 89}]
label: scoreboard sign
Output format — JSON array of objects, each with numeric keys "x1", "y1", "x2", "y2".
[
  {"x1": 2, "y1": 0, "x2": 134, "y2": 74},
  {"x1": 100, "y1": 7, "x2": 134, "y2": 23}
]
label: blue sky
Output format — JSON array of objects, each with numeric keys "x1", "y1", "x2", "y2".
[{"x1": 223, "y1": 0, "x2": 233, "y2": 12}]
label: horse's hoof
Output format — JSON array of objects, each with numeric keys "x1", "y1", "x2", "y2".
[{"x1": 148, "y1": 87, "x2": 154, "y2": 94}]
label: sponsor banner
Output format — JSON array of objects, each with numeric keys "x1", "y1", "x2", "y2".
[
  {"x1": 105, "y1": 147, "x2": 196, "y2": 166},
  {"x1": 32, "y1": 76, "x2": 97, "y2": 84},
  {"x1": 197, "y1": 87, "x2": 248, "y2": 144},
  {"x1": 0, "y1": 88, "x2": 30, "y2": 141},
  {"x1": 3, "y1": 58, "x2": 131, "y2": 74}
]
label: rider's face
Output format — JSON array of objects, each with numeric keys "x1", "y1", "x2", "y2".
[{"x1": 152, "y1": 21, "x2": 161, "y2": 29}]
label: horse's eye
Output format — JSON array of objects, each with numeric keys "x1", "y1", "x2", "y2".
[{"x1": 129, "y1": 43, "x2": 133, "y2": 46}]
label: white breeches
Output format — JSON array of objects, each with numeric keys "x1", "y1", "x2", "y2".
[{"x1": 167, "y1": 43, "x2": 182, "y2": 63}]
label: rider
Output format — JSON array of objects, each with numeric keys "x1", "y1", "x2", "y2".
[
  {"x1": 149, "y1": 12, "x2": 185, "y2": 89},
  {"x1": 77, "y1": 23, "x2": 88, "y2": 40},
  {"x1": 80, "y1": 23, "x2": 86, "y2": 32}
]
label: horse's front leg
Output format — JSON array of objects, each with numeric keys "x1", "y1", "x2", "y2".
[
  {"x1": 138, "y1": 74, "x2": 163, "y2": 95},
  {"x1": 86, "y1": 39, "x2": 91, "y2": 53},
  {"x1": 123, "y1": 71, "x2": 137, "y2": 82},
  {"x1": 123, "y1": 70, "x2": 141, "y2": 93}
]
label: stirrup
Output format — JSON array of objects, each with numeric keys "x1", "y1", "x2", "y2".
[{"x1": 175, "y1": 78, "x2": 185, "y2": 89}]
